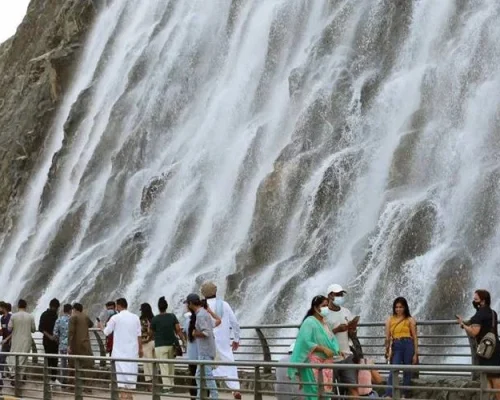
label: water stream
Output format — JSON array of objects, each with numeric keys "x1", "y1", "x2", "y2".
[{"x1": 1, "y1": 0, "x2": 499, "y2": 324}]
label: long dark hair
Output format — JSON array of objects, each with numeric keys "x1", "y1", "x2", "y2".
[
  {"x1": 393, "y1": 297, "x2": 411, "y2": 318},
  {"x1": 140, "y1": 303, "x2": 154, "y2": 322},
  {"x1": 302, "y1": 295, "x2": 327, "y2": 324},
  {"x1": 188, "y1": 312, "x2": 196, "y2": 343}
]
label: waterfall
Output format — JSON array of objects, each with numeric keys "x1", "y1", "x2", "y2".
[{"x1": 1, "y1": 0, "x2": 500, "y2": 324}]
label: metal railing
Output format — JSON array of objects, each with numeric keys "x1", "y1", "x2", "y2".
[
  {"x1": 237, "y1": 320, "x2": 473, "y2": 363},
  {"x1": 28, "y1": 319, "x2": 473, "y2": 367},
  {"x1": 0, "y1": 351, "x2": 497, "y2": 400}
]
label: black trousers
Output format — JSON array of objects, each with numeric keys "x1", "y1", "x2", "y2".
[
  {"x1": 43, "y1": 341, "x2": 59, "y2": 382},
  {"x1": 188, "y1": 364, "x2": 198, "y2": 398}
]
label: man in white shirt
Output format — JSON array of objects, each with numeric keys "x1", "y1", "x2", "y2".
[
  {"x1": 103, "y1": 298, "x2": 143, "y2": 400},
  {"x1": 325, "y1": 284, "x2": 359, "y2": 397},
  {"x1": 201, "y1": 281, "x2": 242, "y2": 399},
  {"x1": 7, "y1": 299, "x2": 36, "y2": 379}
]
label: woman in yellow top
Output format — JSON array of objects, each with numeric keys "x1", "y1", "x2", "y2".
[{"x1": 384, "y1": 297, "x2": 418, "y2": 397}]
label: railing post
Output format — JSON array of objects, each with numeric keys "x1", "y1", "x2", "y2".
[
  {"x1": 468, "y1": 335, "x2": 480, "y2": 380},
  {"x1": 92, "y1": 330, "x2": 107, "y2": 366},
  {"x1": 75, "y1": 358, "x2": 83, "y2": 400},
  {"x1": 392, "y1": 368, "x2": 401, "y2": 400},
  {"x1": 254, "y1": 365, "x2": 263, "y2": 400},
  {"x1": 43, "y1": 356, "x2": 52, "y2": 400},
  {"x1": 317, "y1": 366, "x2": 324, "y2": 400},
  {"x1": 255, "y1": 328, "x2": 272, "y2": 374},
  {"x1": 479, "y1": 371, "x2": 487, "y2": 400},
  {"x1": 14, "y1": 354, "x2": 21, "y2": 397},
  {"x1": 31, "y1": 338, "x2": 39, "y2": 364},
  {"x1": 110, "y1": 359, "x2": 119, "y2": 400},
  {"x1": 152, "y1": 360, "x2": 161, "y2": 400},
  {"x1": 199, "y1": 360, "x2": 206, "y2": 400}
]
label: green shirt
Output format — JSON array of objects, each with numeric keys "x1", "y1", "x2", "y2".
[{"x1": 151, "y1": 313, "x2": 179, "y2": 347}]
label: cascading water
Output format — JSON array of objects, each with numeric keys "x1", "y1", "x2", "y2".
[{"x1": 1, "y1": 0, "x2": 500, "y2": 325}]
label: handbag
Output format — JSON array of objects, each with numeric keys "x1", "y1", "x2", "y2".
[
  {"x1": 173, "y1": 336, "x2": 184, "y2": 357},
  {"x1": 477, "y1": 310, "x2": 497, "y2": 359}
]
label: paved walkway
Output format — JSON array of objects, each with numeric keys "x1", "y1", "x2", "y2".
[
  {"x1": 1, "y1": 384, "x2": 276, "y2": 399},
  {"x1": 2, "y1": 394, "x2": 276, "y2": 399}
]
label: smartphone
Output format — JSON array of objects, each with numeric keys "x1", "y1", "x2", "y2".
[
  {"x1": 96, "y1": 317, "x2": 100, "y2": 322},
  {"x1": 201, "y1": 299, "x2": 208, "y2": 309}
]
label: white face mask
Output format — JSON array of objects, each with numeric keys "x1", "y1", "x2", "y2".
[
  {"x1": 319, "y1": 307, "x2": 330, "y2": 317},
  {"x1": 333, "y1": 296, "x2": 345, "y2": 306},
  {"x1": 184, "y1": 312, "x2": 192, "y2": 319}
]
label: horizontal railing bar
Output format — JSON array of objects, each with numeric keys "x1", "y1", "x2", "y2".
[
  {"x1": 240, "y1": 319, "x2": 464, "y2": 329},
  {"x1": 1, "y1": 351, "x2": 493, "y2": 372},
  {"x1": 359, "y1": 344, "x2": 470, "y2": 348},
  {"x1": 356, "y1": 335, "x2": 467, "y2": 339}
]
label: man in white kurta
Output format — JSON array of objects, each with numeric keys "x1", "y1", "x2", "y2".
[
  {"x1": 103, "y1": 298, "x2": 142, "y2": 400},
  {"x1": 201, "y1": 281, "x2": 241, "y2": 397},
  {"x1": 7, "y1": 299, "x2": 36, "y2": 377}
]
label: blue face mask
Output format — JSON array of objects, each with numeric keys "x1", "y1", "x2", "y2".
[
  {"x1": 333, "y1": 297, "x2": 345, "y2": 306},
  {"x1": 106, "y1": 309, "x2": 116, "y2": 317}
]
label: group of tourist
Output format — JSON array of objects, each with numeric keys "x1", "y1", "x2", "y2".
[
  {"x1": 276, "y1": 286, "x2": 500, "y2": 400},
  {"x1": 0, "y1": 298, "x2": 95, "y2": 391},
  {"x1": 0, "y1": 280, "x2": 241, "y2": 400},
  {"x1": 1, "y1": 284, "x2": 499, "y2": 400}
]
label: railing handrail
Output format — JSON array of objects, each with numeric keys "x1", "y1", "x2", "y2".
[
  {"x1": 26, "y1": 319, "x2": 475, "y2": 374},
  {"x1": 0, "y1": 351, "x2": 496, "y2": 372},
  {"x1": 79, "y1": 319, "x2": 466, "y2": 333}
]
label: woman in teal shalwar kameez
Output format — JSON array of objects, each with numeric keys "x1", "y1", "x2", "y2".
[{"x1": 288, "y1": 295, "x2": 340, "y2": 399}]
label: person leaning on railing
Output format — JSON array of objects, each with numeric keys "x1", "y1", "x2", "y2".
[
  {"x1": 384, "y1": 297, "x2": 418, "y2": 398},
  {"x1": 353, "y1": 353, "x2": 383, "y2": 398},
  {"x1": 457, "y1": 289, "x2": 500, "y2": 400}
]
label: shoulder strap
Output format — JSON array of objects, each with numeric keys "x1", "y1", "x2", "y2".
[
  {"x1": 491, "y1": 310, "x2": 497, "y2": 333},
  {"x1": 391, "y1": 317, "x2": 406, "y2": 337}
]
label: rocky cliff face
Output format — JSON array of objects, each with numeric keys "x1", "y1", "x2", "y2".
[{"x1": 0, "y1": 0, "x2": 97, "y2": 240}]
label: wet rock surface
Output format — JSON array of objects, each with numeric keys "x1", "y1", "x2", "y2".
[{"x1": 0, "y1": 0, "x2": 97, "y2": 244}]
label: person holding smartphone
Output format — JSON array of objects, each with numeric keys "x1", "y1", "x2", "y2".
[{"x1": 325, "y1": 283, "x2": 359, "y2": 397}]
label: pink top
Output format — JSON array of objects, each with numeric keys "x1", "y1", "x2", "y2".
[{"x1": 357, "y1": 359, "x2": 373, "y2": 396}]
